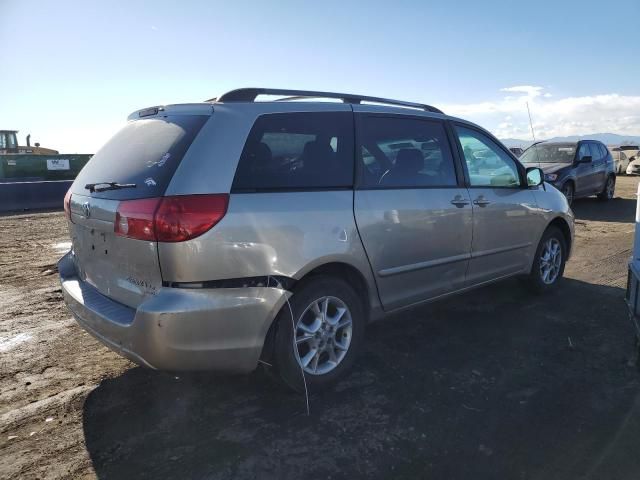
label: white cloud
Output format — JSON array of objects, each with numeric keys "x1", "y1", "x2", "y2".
[
  {"x1": 444, "y1": 86, "x2": 640, "y2": 140},
  {"x1": 500, "y1": 85, "x2": 544, "y2": 98}
]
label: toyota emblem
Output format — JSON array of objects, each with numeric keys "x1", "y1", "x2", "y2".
[{"x1": 82, "y1": 202, "x2": 91, "y2": 218}]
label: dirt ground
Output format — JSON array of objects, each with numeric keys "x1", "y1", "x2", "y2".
[{"x1": 1, "y1": 177, "x2": 640, "y2": 480}]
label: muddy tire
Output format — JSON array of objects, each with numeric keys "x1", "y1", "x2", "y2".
[{"x1": 273, "y1": 275, "x2": 365, "y2": 393}]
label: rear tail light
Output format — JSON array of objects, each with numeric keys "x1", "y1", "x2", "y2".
[
  {"x1": 155, "y1": 195, "x2": 229, "y2": 242},
  {"x1": 64, "y1": 189, "x2": 73, "y2": 222},
  {"x1": 115, "y1": 194, "x2": 228, "y2": 242},
  {"x1": 115, "y1": 198, "x2": 160, "y2": 241}
]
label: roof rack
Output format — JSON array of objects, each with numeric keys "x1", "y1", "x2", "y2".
[{"x1": 208, "y1": 88, "x2": 444, "y2": 114}]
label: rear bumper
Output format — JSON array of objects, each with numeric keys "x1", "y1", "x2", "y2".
[{"x1": 58, "y1": 252, "x2": 290, "y2": 373}]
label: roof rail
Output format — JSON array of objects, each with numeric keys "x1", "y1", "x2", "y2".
[{"x1": 208, "y1": 88, "x2": 444, "y2": 114}]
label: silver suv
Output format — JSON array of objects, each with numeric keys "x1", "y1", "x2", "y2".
[{"x1": 59, "y1": 88, "x2": 574, "y2": 391}]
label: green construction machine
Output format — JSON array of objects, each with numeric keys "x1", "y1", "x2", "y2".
[
  {"x1": 0, "y1": 130, "x2": 91, "y2": 182},
  {"x1": 0, "y1": 130, "x2": 60, "y2": 155}
]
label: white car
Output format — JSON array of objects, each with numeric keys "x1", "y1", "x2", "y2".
[
  {"x1": 627, "y1": 157, "x2": 640, "y2": 175},
  {"x1": 609, "y1": 146, "x2": 640, "y2": 174},
  {"x1": 610, "y1": 150, "x2": 631, "y2": 174}
]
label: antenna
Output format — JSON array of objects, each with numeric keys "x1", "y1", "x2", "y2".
[
  {"x1": 526, "y1": 101, "x2": 536, "y2": 143},
  {"x1": 526, "y1": 101, "x2": 544, "y2": 179}
]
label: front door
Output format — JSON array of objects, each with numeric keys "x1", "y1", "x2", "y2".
[
  {"x1": 453, "y1": 124, "x2": 544, "y2": 286},
  {"x1": 588, "y1": 142, "x2": 607, "y2": 193},
  {"x1": 575, "y1": 142, "x2": 596, "y2": 195},
  {"x1": 353, "y1": 112, "x2": 473, "y2": 310}
]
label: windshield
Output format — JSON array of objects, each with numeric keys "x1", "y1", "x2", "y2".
[
  {"x1": 72, "y1": 115, "x2": 208, "y2": 200},
  {"x1": 520, "y1": 144, "x2": 576, "y2": 164},
  {"x1": 0, "y1": 132, "x2": 18, "y2": 149}
]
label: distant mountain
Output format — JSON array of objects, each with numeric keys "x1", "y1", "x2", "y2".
[
  {"x1": 500, "y1": 133, "x2": 640, "y2": 148},
  {"x1": 500, "y1": 138, "x2": 534, "y2": 148}
]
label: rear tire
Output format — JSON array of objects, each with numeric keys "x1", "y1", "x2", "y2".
[
  {"x1": 527, "y1": 226, "x2": 567, "y2": 294},
  {"x1": 273, "y1": 275, "x2": 365, "y2": 393},
  {"x1": 597, "y1": 175, "x2": 615, "y2": 201}
]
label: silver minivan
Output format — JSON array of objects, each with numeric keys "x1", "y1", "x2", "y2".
[{"x1": 59, "y1": 88, "x2": 574, "y2": 391}]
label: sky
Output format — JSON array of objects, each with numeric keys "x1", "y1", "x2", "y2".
[{"x1": 2, "y1": 0, "x2": 640, "y2": 153}]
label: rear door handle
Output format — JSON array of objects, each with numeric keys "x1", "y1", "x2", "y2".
[
  {"x1": 450, "y1": 195, "x2": 470, "y2": 208},
  {"x1": 473, "y1": 197, "x2": 491, "y2": 207}
]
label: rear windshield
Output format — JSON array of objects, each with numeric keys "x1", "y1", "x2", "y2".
[{"x1": 73, "y1": 115, "x2": 208, "y2": 199}]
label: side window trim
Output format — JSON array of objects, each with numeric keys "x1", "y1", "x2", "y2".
[
  {"x1": 450, "y1": 121, "x2": 526, "y2": 189},
  {"x1": 353, "y1": 113, "x2": 464, "y2": 190},
  {"x1": 443, "y1": 120, "x2": 468, "y2": 187}
]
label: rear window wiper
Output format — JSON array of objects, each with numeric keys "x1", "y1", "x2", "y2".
[{"x1": 85, "y1": 182, "x2": 137, "y2": 193}]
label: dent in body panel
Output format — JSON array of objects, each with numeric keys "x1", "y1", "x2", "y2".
[
  {"x1": 158, "y1": 190, "x2": 378, "y2": 300},
  {"x1": 137, "y1": 286, "x2": 290, "y2": 358}
]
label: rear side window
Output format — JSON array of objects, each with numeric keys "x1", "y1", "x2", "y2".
[
  {"x1": 73, "y1": 115, "x2": 208, "y2": 199},
  {"x1": 357, "y1": 116, "x2": 457, "y2": 188},
  {"x1": 598, "y1": 143, "x2": 608, "y2": 160},
  {"x1": 232, "y1": 112, "x2": 354, "y2": 191}
]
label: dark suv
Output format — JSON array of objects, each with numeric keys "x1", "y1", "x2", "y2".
[{"x1": 520, "y1": 140, "x2": 616, "y2": 205}]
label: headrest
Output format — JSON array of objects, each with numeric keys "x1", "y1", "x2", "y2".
[
  {"x1": 248, "y1": 142, "x2": 272, "y2": 163},
  {"x1": 395, "y1": 148, "x2": 423, "y2": 172}
]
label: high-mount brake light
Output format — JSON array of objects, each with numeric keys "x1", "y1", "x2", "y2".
[
  {"x1": 114, "y1": 194, "x2": 229, "y2": 242},
  {"x1": 138, "y1": 107, "x2": 162, "y2": 118}
]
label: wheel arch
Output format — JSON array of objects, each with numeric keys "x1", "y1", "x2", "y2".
[
  {"x1": 294, "y1": 262, "x2": 371, "y2": 310},
  {"x1": 561, "y1": 178, "x2": 575, "y2": 190},
  {"x1": 547, "y1": 216, "x2": 573, "y2": 258},
  {"x1": 259, "y1": 260, "x2": 377, "y2": 365}
]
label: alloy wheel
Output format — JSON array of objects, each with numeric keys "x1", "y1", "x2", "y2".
[
  {"x1": 539, "y1": 238, "x2": 562, "y2": 285},
  {"x1": 294, "y1": 296, "x2": 353, "y2": 375}
]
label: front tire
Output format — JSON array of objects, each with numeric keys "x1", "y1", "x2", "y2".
[
  {"x1": 561, "y1": 182, "x2": 574, "y2": 206},
  {"x1": 273, "y1": 275, "x2": 365, "y2": 393},
  {"x1": 527, "y1": 226, "x2": 567, "y2": 293},
  {"x1": 597, "y1": 175, "x2": 615, "y2": 201}
]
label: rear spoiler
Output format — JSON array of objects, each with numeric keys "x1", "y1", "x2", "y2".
[{"x1": 127, "y1": 104, "x2": 214, "y2": 121}]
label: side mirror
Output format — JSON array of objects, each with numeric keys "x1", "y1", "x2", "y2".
[
  {"x1": 577, "y1": 155, "x2": 592, "y2": 164},
  {"x1": 526, "y1": 167, "x2": 543, "y2": 187}
]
